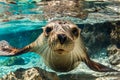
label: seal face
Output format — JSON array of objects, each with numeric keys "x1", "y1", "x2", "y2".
[
  {"x1": 42, "y1": 20, "x2": 81, "y2": 71},
  {"x1": 44, "y1": 20, "x2": 79, "y2": 54},
  {"x1": 0, "y1": 20, "x2": 118, "y2": 72}
]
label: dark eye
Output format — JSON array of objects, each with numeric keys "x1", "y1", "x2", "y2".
[
  {"x1": 45, "y1": 27, "x2": 52, "y2": 34},
  {"x1": 72, "y1": 28, "x2": 78, "y2": 36}
]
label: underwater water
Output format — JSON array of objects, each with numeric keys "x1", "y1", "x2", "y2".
[
  {"x1": 0, "y1": 1, "x2": 47, "y2": 76},
  {"x1": 0, "y1": 0, "x2": 120, "y2": 80},
  {"x1": 0, "y1": 21, "x2": 45, "y2": 76}
]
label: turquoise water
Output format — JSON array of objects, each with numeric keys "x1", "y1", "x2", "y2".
[
  {"x1": 0, "y1": 1, "x2": 48, "y2": 76},
  {"x1": 0, "y1": 20, "x2": 46, "y2": 47},
  {"x1": 0, "y1": 20, "x2": 48, "y2": 77}
]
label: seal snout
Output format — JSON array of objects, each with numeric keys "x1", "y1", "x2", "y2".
[{"x1": 57, "y1": 34, "x2": 67, "y2": 44}]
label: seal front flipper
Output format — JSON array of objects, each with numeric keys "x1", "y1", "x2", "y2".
[
  {"x1": 0, "y1": 40, "x2": 31, "y2": 56},
  {"x1": 83, "y1": 57, "x2": 118, "y2": 72}
]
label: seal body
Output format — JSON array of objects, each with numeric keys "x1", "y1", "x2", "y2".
[
  {"x1": 29, "y1": 20, "x2": 83, "y2": 71},
  {"x1": 0, "y1": 20, "x2": 118, "y2": 72}
]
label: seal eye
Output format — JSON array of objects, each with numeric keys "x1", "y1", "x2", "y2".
[
  {"x1": 72, "y1": 28, "x2": 78, "y2": 37},
  {"x1": 45, "y1": 27, "x2": 52, "y2": 34}
]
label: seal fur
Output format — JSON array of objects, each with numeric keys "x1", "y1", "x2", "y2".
[{"x1": 0, "y1": 20, "x2": 118, "y2": 72}]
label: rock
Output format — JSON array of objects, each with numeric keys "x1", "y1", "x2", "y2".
[
  {"x1": 59, "y1": 72, "x2": 120, "y2": 80},
  {"x1": 80, "y1": 20, "x2": 120, "y2": 57},
  {"x1": 96, "y1": 76, "x2": 120, "y2": 80},
  {"x1": 81, "y1": 22, "x2": 113, "y2": 56},
  {"x1": 106, "y1": 22, "x2": 120, "y2": 66},
  {"x1": 107, "y1": 45, "x2": 120, "y2": 66},
  {"x1": 43, "y1": 0, "x2": 88, "y2": 20},
  {"x1": 110, "y1": 22, "x2": 120, "y2": 47},
  {"x1": 59, "y1": 73, "x2": 97, "y2": 80},
  {"x1": 0, "y1": 67, "x2": 59, "y2": 80}
]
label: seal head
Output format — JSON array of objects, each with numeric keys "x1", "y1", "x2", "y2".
[
  {"x1": 44, "y1": 20, "x2": 79, "y2": 54},
  {"x1": 40, "y1": 20, "x2": 81, "y2": 71}
]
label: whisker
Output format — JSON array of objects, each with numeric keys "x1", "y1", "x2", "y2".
[
  {"x1": 46, "y1": 46, "x2": 50, "y2": 62},
  {"x1": 50, "y1": 45, "x2": 56, "y2": 68},
  {"x1": 69, "y1": 52, "x2": 73, "y2": 69},
  {"x1": 73, "y1": 47, "x2": 81, "y2": 62},
  {"x1": 40, "y1": 44, "x2": 47, "y2": 54}
]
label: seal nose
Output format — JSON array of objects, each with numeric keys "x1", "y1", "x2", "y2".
[{"x1": 58, "y1": 34, "x2": 67, "y2": 44}]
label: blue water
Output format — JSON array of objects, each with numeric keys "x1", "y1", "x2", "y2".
[
  {"x1": 0, "y1": 1, "x2": 48, "y2": 76},
  {"x1": 0, "y1": 20, "x2": 46, "y2": 47},
  {"x1": 0, "y1": 20, "x2": 48, "y2": 77}
]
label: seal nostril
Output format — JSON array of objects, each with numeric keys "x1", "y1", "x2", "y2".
[{"x1": 58, "y1": 34, "x2": 67, "y2": 44}]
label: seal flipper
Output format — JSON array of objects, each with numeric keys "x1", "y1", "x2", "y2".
[
  {"x1": 83, "y1": 57, "x2": 118, "y2": 72},
  {"x1": 0, "y1": 40, "x2": 18, "y2": 56},
  {"x1": 0, "y1": 40, "x2": 30, "y2": 56}
]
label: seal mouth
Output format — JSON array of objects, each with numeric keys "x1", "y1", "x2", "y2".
[
  {"x1": 54, "y1": 49, "x2": 68, "y2": 54},
  {"x1": 54, "y1": 49, "x2": 65, "y2": 51},
  {"x1": 56, "y1": 49, "x2": 65, "y2": 52}
]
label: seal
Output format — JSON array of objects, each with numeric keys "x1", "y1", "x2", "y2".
[{"x1": 0, "y1": 20, "x2": 118, "y2": 72}]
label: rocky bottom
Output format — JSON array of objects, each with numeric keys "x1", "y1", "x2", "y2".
[
  {"x1": 0, "y1": 67, "x2": 59, "y2": 80},
  {"x1": 0, "y1": 67, "x2": 120, "y2": 80}
]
